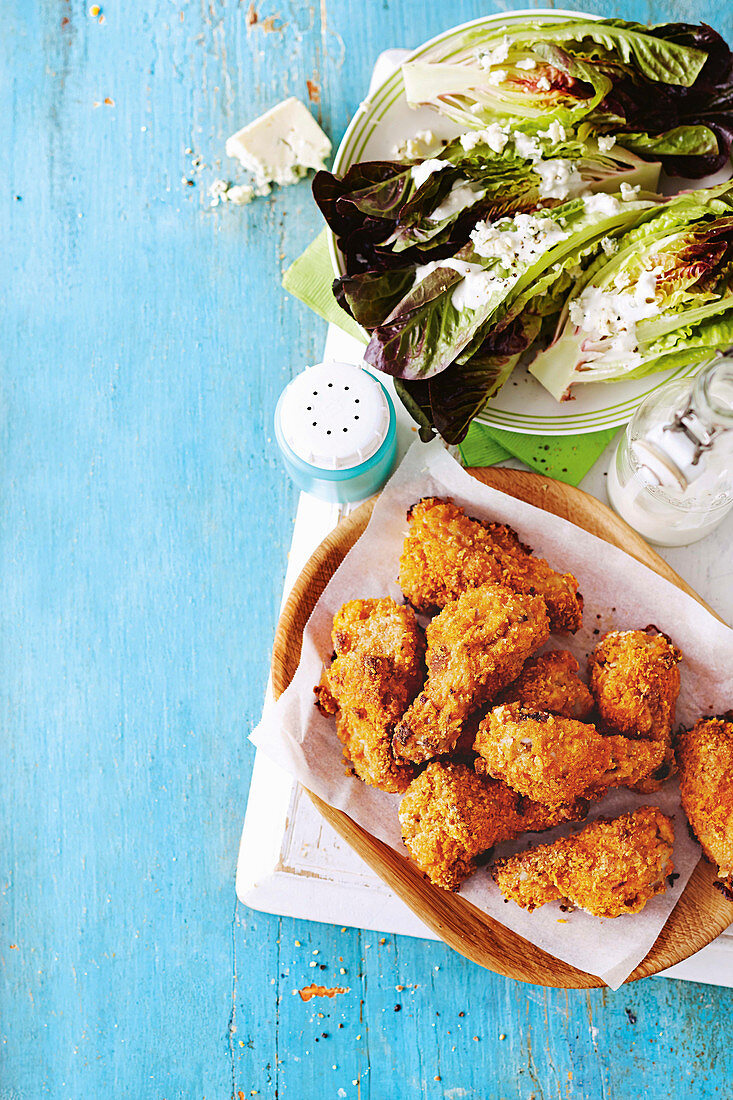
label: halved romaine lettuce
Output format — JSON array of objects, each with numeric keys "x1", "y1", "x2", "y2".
[
  {"x1": 401, "y1": 19, "x2": 733, "y2": 177},
  {"x1": 363, "y1": 192, "x2": 658, "y2": 382},
  {"x1": 314, "y1": 128, "x2": 660, "y2": 278},
  {"x1": 528, "y1": 181, "x2": 733, "y2": 400}
]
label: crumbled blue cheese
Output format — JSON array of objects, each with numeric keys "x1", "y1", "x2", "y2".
[
  {"x1": 225, "y1": 97, "x2": 331, "y2": 192},
  {"x1": 394, "y1": 129, "x2": 441, "y2": 160},
  {"x1": 600, "y1": 235, "x2": 619, "y2": 255},
  {"x1": 228, "y1": 184, "x2": 255, "y2": 205},
  {"x1": 429, "y1": 181, "x2": 484, "y2": 222},
  {"x1": 477, "y1": 37, "x2": 511, "y2": 69},
  {"x1": 538, "y1": 120, "x2": 567, "y2": 145},
  {"x1": 208, "y1": 179, "x2": 256, "y2": 207},
  {"x1": 513, "y1": 131, "x2": 542, "y2": 161},
  {"x1": 516, "y1": 57, "x2": 537, "y2": 70},
  {"x1": 470, "y1": 212, "x2": 569, "y2": 267},
  {"x1": 621, "y1": 182, "x2": 641, "y2": 201},
  {"x1": 486, "y1": 69, "x2": 508, "y2": 86},
  {"x1": 536, "y1": 75, "x2": 551, "y2": 91},
  {"x1": 534, "y1": 159, "x2": 583, "y2": 199},
  {"x1": 582, "y1": 192, "x2": 621, "y2": 216},
  {"x1": 569, "y1": 270, "x2": 661, "y2": 362},
  {"x1": 460, "y1": 124, "x2": 510, "y2": 154},
  {"x1": 597, "y1": 134, "x2": 617, "y2": 153}
]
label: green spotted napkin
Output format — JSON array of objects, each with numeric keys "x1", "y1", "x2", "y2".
[{"x1": 283, "y1": 230, "x2": 618, "y2": 485}]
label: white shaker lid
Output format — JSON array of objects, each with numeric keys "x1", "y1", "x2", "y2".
[{"x1": 278, "y1": 362, "x2": 392, "y2": 470}]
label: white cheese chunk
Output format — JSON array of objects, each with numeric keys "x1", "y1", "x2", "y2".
[
  {"x1": 470, "y1": 212, "x2": 568, "y2": 267},
  {"x1": 534, "y1": 158, "x2": 583, "y2": 199},
  {"x1": 538, "y1": 120, "x2": 567, "y2": 145},
  {"x1": 460, "y1": 123, "x2": 510, "y2": 154},
  {"x1": 597, "y1": 134, "x2": 617, "y2": 153},
  {"x1": 477, "y1": 37, "x2": 511, "y2": 69},
  {"x1": 513, "y1": 131, "x2": 542, "y2": 161},
  {"x1": 225, "y1": 97, "x2": 331, "y2": 191}
]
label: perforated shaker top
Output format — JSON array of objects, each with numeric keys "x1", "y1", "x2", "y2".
[{"x1": 278, "y1": 362, "x2": 391, "y2": 470}]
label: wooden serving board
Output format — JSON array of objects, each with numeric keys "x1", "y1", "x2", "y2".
[{"x1": 271, "y1": 467, "x2": 733, "y2": 988}]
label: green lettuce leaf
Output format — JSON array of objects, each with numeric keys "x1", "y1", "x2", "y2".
[{"x1": 529, "y1": 183, "x2": 733, "y2": 399}]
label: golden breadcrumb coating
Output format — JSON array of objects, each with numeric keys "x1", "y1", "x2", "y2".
[
  {"x1": 494, "y1": 650, "x2": 594, "y2": 720},
  {"x1": 589, "y1": 627, "x2": 681, "y2": 792},
  {"x1": 676, "y1": 715, "x2": 733, "y2": 891},
  {"x1": 392, "y1": 584, "x2": 549, "y2": 765},
  {"x1": 491, "y1": 807, "x2": 675, "y2": 917},
  {"x1": 314, "y1": 598, "x2": 425, "y2": 793},
  {"x1": 398, "y1": 497, "x2": 583, "y2": 634},
  {"x1": 398, "y1": 762, "x2": 588, "y2": 891},
  {"x1": 474, "y1": 704, "x2": 666, "y2": 806}
]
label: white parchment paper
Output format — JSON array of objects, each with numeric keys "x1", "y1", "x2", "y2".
[{"x1": 251, "y1": 440, "x2": 733, "y2": 988}]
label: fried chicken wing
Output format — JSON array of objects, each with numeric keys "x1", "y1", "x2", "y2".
[
  {"x1": 589, "y1": 627, "x2": 681, "y2": 791},
  {"x1": 494, "y1": 650, "x2": 594, "y2": 720},
  {"x1": 398, "y1": 762, "x2": 588, "y2": 891},
  {"x1": 399, "y1": 497, "x2": 583, "y2": 634},
  {"x1": 676, "y1": 715, "x2": 733, "y2": 893},
  {"x1": 392, "y1": 584, "x2": 549, "y2": 765},
  {"x1": 474, "y1": 704, "x2": 666, "y2": 806},
  {"x1": 314, "y1": 598, "x2": 425, "y2": 793},
  {"x1": 491, "y1": 807, "x2": 675, "y2": 917}
]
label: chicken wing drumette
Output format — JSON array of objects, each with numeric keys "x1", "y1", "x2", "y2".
[
  {"x1": 589, "y1": 628, "x2": 681, "y2": 792},
  {"x1": 493, "y1": 649, "x2": 594, "y2": 720},
  {"x1": 474, "y1": 704, "x2": 667, "y2": 806},
  {"x1": 392, "y1": 584, "x2": 549, "y2": 765},
  {"x1": 315, "y1": 598, "x2": 425, "y2": 793},
  {"x1": 676, "y1": 714, "x2": 733, "y2": 895},
  {"x1": 398, "y1": 497, "x2": 583, "y2": 634},
  {"x1": 491, "y1": 807, "x2": 675, "y2": 917},
  {"x1": 398, "y1": 762, "x2": 588, "y2": 891}
]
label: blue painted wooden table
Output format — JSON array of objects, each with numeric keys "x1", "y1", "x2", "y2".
[{"x1": 3, "y1": 2, "x2": 732, "y2": 1097}]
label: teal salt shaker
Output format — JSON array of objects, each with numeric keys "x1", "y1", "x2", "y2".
[{"x1": 274, "y1": 361, "x2": 398, "y2": 503}]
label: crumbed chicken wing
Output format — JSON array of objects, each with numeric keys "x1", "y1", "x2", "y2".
[
  {"x1": 676, "y1": 715, "x2": 733, "y2": 894},
  {"x1": 494, "y1": 650, "x2": 594, "y2": 720},
  {"x1": 589, "y1": 627, "x2": 681, "y2": 791},
  {"x1": 314, "y1": 598, "x2": 425, "y2": 793},
  {"x1": 398, "y1": 497, "x2": 583, "y2": 634},
  {"x1": 474, "y1": 704, "x2": 667, "y2": 806},
  {"x1": 399, "y1": 762, "x2": 588, "y2": 891},
  {"x1": 491, "y1": 807, "x2": 675, "y2": 917},
  {"x1": 392, "y1": 584, "x2": 549, "y2": 765}
]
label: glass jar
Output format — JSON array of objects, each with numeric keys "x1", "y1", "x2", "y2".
[{"x1": 607, "y1": 355, "x2": 733, "y2": 546}]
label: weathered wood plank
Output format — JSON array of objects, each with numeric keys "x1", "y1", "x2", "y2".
[{"x1": 2, "y1": 1, "x2": 732, "y2": 1097}]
